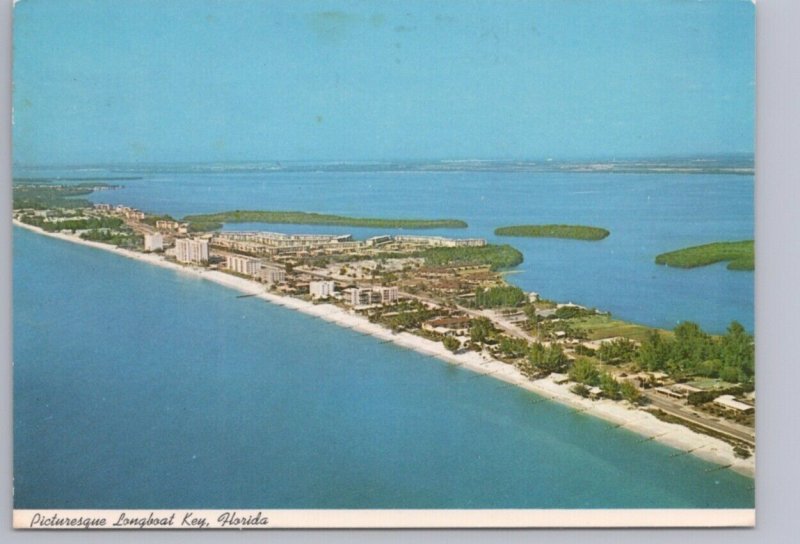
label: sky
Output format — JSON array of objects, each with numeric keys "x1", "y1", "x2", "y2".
[{"x1": 12, "y1": 0, "x2": 755, "y2": 166}]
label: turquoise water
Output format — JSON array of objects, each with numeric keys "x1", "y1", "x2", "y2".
[
  {"x1": 47, "y1": 166, "x2": 755, "y2": 334},
  {"x1": 13, "y1": 226, "x2": 754, "y2": 508}
]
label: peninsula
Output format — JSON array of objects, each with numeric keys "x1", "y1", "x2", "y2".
[
  {"x1": 12, "y1": 184, "x2": 755, "y2": 477},
  {"x1": 655, "y1": 241, "x2": 754, "y2": 271},
  {"x1": 495, "y1": 224, "x2": 610, "y2": 240},
  {"x1": 182, "y1": 210, "x2": 468, "y2": 232}
]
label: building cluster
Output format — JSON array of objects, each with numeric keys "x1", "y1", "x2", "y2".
[
  {"x1": 211, "y1": 231, "x2": 360, "y2": 258},
  {"x1": 95, "y1": 203, "x2": 146, "y2": 221},
  {"x1": 155, "y1": 220, "x2": 189, "y2": 234},
  {"x1": 392, "y1": 235, "x2": 486, "y2": 248},
  {"x1": 225, "y1": 254, "x2": 286, "y2": 285},
  {"x1": 210, "y1": 231, "x2": 488, "y2": 260}
]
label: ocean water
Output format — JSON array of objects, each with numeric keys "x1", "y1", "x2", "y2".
[
  {"x1": 13, "y1": 226, "x2": 754, "y2": 509},
  {"x1": 40, "y1": 166, "x2": 756, "y2": 334}
]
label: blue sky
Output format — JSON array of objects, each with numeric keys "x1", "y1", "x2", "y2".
[{"x1": 12, "y1": 0, "x2": 754, "y2": 165}]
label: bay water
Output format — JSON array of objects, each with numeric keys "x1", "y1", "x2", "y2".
[{"x1": 14, "y1": 226, "x2": 753, "y2": 508}]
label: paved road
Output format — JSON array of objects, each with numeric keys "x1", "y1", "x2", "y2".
[{"x1": 644, "y1": 393, "x2": 755, "y2": 446}]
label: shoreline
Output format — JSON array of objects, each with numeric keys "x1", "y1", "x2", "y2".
[{"x1": 13, "y1": 220, "x2": 755, "y2": 478}]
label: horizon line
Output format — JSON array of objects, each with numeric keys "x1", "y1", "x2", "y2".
[{"x1": 13, "y1": 153, "x2": 755, "y2": 170}]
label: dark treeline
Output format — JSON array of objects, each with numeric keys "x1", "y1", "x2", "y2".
[
  {"x1": 638, "y1": 321, "x2": 754, "y2": 383},
  {"x1": 19, "y1": 215, "x2": 124, "y2": 232},
  {"x1": 473, "y1": 285, "x2": 526, "y2": 308}
]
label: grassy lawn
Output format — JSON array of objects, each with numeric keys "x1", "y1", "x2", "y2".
[{"x1": 569, "y1": 314, "x2": 669, "y2": 343}]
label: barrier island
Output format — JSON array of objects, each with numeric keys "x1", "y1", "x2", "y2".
[
  {"x1": 495, "y1": 225, "x2": 610, "y2": 240},
  {"x1": 183, "y1": 210, "x2": 468, "y2": 232},
  {"x1": 11, "y1": 189, "x2": 756, "y2": 477},
  {"x1": 655, "y1": 241, "x2": 754, "y2": 271}
]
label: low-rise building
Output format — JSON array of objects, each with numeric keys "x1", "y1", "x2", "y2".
[
  {"x1": 713, "y1": 395, "x2": 754, "y2": 414},
  {"x1": 156, "y1": 220, "x2": 181, "y2": 231},
  {"x1": 654, "y1": 386, "x2": 684, "y2": 400}
]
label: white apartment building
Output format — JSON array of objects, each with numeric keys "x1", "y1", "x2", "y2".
[
  {"x1": 143, "y1": 232, "x2": 163, "y2": 252},
  {"x1": 309, "y1": 280, "x2": 336, "y2": 299},
  {"x1": 347, "y1": 286, "x2": 399, "y2": 306},
  {"x1": 257, "y1": 265, "x2": 286, "y2": 285},
  {"x1": 175, "y1": 238, "x2": 209, "y2": 264},
  {"x1": 226, "y1": 254, "x2": 262, "y2": 276}
]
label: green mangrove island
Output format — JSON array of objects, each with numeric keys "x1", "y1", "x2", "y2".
[
  {"x1": 183, "y1": 210, "x2": 468, "y2": 231},
  {"x1": 655, "y1": 241, "x2": 754, "y2": 271},
  {"x1": 495, "y1": 224, "x2": 610, "y2": 241}
]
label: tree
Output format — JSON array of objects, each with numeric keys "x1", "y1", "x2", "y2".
[
  {"x1": 498, "y1": 336, "x2": 529, "y2": 358},
  {"x1": 620, "y1": 381, "x2": 642, "y2": 404},
  {"x1": 528, "y1": 342, "x2": 567, "y2": 375},
  {"x1": 474, "y1": 286, "x2": 526, "y2": 308},
  {"x1": 569, "y1": 357, "x2": 600, "y2": 386},
  {"x1": 442, "y1": 336, "x2": 461, "y2": 353},
  {"x1": 469, "y1": 317, "x2": 494, "y2": 344},
  {"x1": 571, "y1": 383, "x2": 590, "y2": 398},
  {"x1": 638, "y1": 329, "x2": 669, "y2": 371},
  {"x1": 597, "y1": 338, "x2": 638, "y2": 365},
  {"x1": 599, "y1": 373, "x2": 621, "y2": 400},
  {"x1": 720, "y1": 321, "x2": 754, "y2": 380},
  {"x1": 673, "y1": 321, "x2": 711, "y2": 366}
]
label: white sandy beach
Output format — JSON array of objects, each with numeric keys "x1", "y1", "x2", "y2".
[{"x1": 13, "y1": 220, "x2": 755, "y2": 478}]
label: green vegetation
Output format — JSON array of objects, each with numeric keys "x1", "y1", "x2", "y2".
[
  {"x1": 521, "y1": 343, "x2": 568, "y2": 377},
  {"x1": 182, "y1": 210, "x2": 468, "y2": 231},
  {"x1": 569, "y1": 357, "x2": 599, "y2": 386},
  {"x1": 655, "y1": 240, "x2": 754, "y2": 271},
  {"x1": 80, "y1": 229, "x2": 142, "y2": 249},
  {"x1": 596, "y1": 338, "x2": 638, "y2": 365},
  {"x1": 571, "y1": 384, "x2": 590, "y2": 398},
  {"x1": 18, "y1": 214, "x2": 124, "y2": 232},
  {"x1": 620, "y1": 381, "x2": 642, "y2": 404},
  {"x1": 567, "y1": 314, "x2": 662, "y2": 343},
  {"x1": 474, "y1": 285, "x2": 526, "y2": 308},
  {"x1": 497, "y1": 336, "x2": 529, "y2": 359},
  {"x1": 371, "y1": 300, "x2": 434, "y2": 332},
  {"x1": 638, "y1": 321, "x2": 754, "y2": 384},
  {"x1": 12, "y1": 184, "x2": 110, "y2": 209},
  {"x1": 554, "y1": 305, "x2": 596, "y2": 319},
  {"x1": 469, "y1": 317, "x2": 495, "y2": 344},
  {"x1": 495, "y1": 224, "x2": 610, "y2": 241},
  {"x1": 442, "y1": 336, "x2": 461, "y2": 353},
  {"x1": 421, "y1": 244, "x2": 523, "y2": 271},
  {"x1": 599, "y1": 373, "x2": 622, "y2": 400}
]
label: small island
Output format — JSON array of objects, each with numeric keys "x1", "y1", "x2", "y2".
[
  {"x1": 182, "y1": 210, "x2": 468, "y2": 232},
  {"x1": 495, "y1": 224, "x2": 610, "y2": 241},
  {"x1": 655, "y1": 241, "x2": 754, "y2": 271}
]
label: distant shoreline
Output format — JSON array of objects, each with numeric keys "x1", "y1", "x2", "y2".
[{"x1": 13, "y1": 220, "x2": 755, "y2": 478}]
